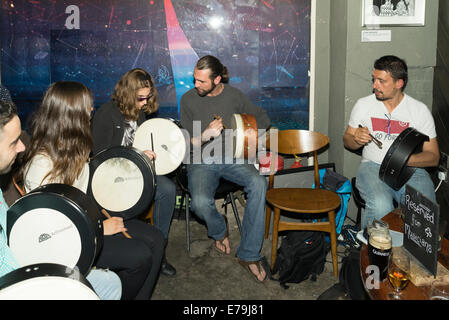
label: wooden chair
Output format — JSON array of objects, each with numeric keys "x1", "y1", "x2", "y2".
[
  {"x1": 143, "y1": 202, "x2": 155, "y2": 225},
  {"x1": 264, "y1": 130, "x2": 341, "y2": 277}
]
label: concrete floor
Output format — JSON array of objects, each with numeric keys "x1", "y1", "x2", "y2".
[{"x1": 152, "y1": 198, "x2": 351, "y2": 300}]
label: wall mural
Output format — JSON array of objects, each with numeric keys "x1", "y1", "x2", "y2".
[{"x1": 1, "y1": 0, "x2": 310, "y2": 130}]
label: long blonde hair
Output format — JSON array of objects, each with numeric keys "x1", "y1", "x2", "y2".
[{"x1": 18, "y1": 81, "x2": 93, "y2": 186}]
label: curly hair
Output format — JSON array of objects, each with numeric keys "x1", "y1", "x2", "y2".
[
  {"x1": 112, "y1": 68, "x2": 159, "y2": 121},
  {"x1": 17, "y1": 81, "x2": 93, "y2": 186}
]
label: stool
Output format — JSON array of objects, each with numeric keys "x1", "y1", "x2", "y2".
[{"x1": 175, "y1": 165, "x2": 244, "y2": 252}]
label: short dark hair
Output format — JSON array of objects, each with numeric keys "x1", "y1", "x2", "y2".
[
  {"x1": 196, "y1": 55, "x2": 229, "y2": 83},
  {"x1": 0, "y1": 99, "x2": 18, "y2": 130},
  {"x1": 374, "y1": 55, "x2": 408, "y2": 91}
]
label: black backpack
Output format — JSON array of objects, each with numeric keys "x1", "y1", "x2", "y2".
[
  {"x1": 338, "y1": 247, "x2": 370, "y2": 300},
  {"x1": 270, "y1": 230, "x2": 328, "y2": 289}
]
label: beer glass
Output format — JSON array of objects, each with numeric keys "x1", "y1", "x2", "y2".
[
  {"x1": 366, "y1": 219, "x2": 389, "y2": 240},
  {"x1": 368, "y1": 228, "x2": 392, "y2": 282},
  {"x1": 429, "y1": 280, "x2": 449, "y2": 300},
  {"x1": 387, "y1": 251, "x2": 410, "y2": 299}
]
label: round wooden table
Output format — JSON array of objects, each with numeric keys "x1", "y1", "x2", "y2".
[{"x1": 359, "y1": 209, "x2": 449, "y2": 300}]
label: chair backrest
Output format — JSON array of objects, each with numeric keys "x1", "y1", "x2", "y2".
[{"x1": 266, "y1": 130, "x2": 330, "y2": 188}]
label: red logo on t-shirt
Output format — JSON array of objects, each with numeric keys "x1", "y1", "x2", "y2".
[{"x1": 371, "y1": 118, "x2": 409, "y2": 135}]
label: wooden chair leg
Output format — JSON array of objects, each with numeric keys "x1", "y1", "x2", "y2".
[
  {"x1": 264, "y1": 204, "x2": 272, "y2": 239},
  {"x1": 270, "y1": 207, "x2": 281, "y2": 271},
  {"x1": 144, "y1": 202, "x2": 155, "y2": 225},
  {"x1": 328, "y1": 210, "x2": 338, "y2": 277}
]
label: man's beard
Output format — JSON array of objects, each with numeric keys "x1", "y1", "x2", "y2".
[
  {"x1": 373, "y1": 89, "x2": 387, "y2": 101},
  {"x1": 196, "y1": 82, "x2": 217, "y2": 97}
]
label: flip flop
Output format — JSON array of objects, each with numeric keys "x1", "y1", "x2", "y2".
[
  {"x1": 213, "y1": 215, "x2": 230, "y2": 255},
  {"x1": 214, "y1": 234, "x2": 230, "y2": 255},
  {"x1": 237, "y1": 258, "x2": 266, "y2": 283}
]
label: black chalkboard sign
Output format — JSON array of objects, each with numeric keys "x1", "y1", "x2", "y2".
[{"x1": 403, "y1": 185, "x2": 440, "y2": 276}]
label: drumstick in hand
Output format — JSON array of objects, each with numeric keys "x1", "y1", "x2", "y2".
[
  {"x1": 150, "y1": 133, "x2": 156, "y2": 168},
  {"x1": 101, "y1": 209, "x2": 132, "y2": 239},
  {"x1": 214, "y1": 114, "x2": 227, "y2": 129},
  {"x1": 358, "y1": 124, "x2": 382, "y2": 149}
]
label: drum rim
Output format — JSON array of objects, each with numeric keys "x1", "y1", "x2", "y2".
[
  {"x1": 379, "y1": 127, "x2": 429, "y2": 190},
  {"x1": 88, "y1": 146, "x2": 156, "y2": 220},
  {"x1": 231, "y1": 114, "x2": 245, "y2": 159},
  {"x1": 0, "y1": 263, "x2": 98, "y2": 299},
  {"x1": 7, "y1": 185, "x2": 103, "y2": 275}
]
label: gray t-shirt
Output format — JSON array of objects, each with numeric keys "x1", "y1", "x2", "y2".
[{"x1": 180, "y1": 84, "x2": 271, "y2": 163}]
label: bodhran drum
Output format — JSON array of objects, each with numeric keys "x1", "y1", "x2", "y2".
[
  {"x1": 6, "y1": 184, "x2": 103, "y2": 276},
  {"x1": 133, "y1": 118, "x2": 186, "y2": 175},
  {"x1": 231, "y1": 113, "x2": 258, "y2": 159},
  {"x1": 88, "y1": 146, "x2": 156, "y2": 220},
  {"x1": 379, "y1": 127, "x2": 429, "y2": 191},
  {"x1": 0, "y1": 263, "x2": 99, "y2": 300}
]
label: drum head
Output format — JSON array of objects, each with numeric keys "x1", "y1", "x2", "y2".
[
  {"x1": 0, "y1": 263, "x2": 99, "y2": 300},
  {"x1": 88, "y1": 146, "x2": 156, "y2": 220},
  {"x1": 7, "y1": 184, "x2": 103, "y2": 276},
  {"x1": 133, "y1": 118, "x2": 186, "y2": 175},
  {"x1": 379, "y1": 127, "x2": 429, "y2": 191}
]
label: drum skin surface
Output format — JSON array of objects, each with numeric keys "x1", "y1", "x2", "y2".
[
  {"x1": 379, "y1": 127, "x2": 429, "y2": 191},
  {"x1": 0, "y1": 263, "x2": 99, "y2": 300},
  {"x1": 88, "y1": 146, "x2": 156, "y2": 220},
  {"x1": 133, "y1": 118, "x2": 186, "y2": 175},
  {"x1": 7, "y1": 184, "x2": 103, "y2": 276}
]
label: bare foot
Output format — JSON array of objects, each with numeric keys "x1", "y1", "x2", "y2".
[
  {"x1": 248, "y1": 261, "x2": 266, "y2": 282},
  {"x1": 215, "y1": 237, "x2": 231, "y2": 254}
]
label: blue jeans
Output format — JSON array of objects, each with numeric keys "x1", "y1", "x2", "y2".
[
  {"x1": 86, "y1": 268, "x2": 122, "y2": 300},
  {"x1": 152, "y1": 175, "x2": 176, "y2": 240},
  {"x1": 187, "y1": 163, "x2": 267, "y2": 262},
  {"x1": 356, "y1": 161, "x2": 436, "y2": 230}
]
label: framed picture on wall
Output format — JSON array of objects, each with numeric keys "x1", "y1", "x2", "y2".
[{"x1": 362, "y1": 0, "x2": 426, "y2": 26}]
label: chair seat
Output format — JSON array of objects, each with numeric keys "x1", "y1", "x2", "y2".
[{"x1": 266, "y1": 188, "x2": 341, "y2": 213}]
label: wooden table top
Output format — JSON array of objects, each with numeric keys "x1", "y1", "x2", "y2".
[{"x1": 359, "y1": 209, "x2": 449, "y2": 300}]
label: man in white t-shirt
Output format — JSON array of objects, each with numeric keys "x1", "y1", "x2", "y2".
[{"x1": 343, "y1": 55, "x2": 440, "y2": 229}]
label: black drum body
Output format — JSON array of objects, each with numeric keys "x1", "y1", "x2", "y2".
[
  {"x1": 88, "y1": 146, "x2": 156, "y2": 220},
  {"x1": 7, "y1": 184, "x2": 104, "y2": 276},
  {"x1": 0, "y1": 263, "x2": 99, "y2": 300},
  {"x1": 379, "y1": 127, "x2": 429, "y2": 191}
]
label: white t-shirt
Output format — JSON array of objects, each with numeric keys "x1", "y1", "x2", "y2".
[
  {"x1": 348, "y1": 94, "x2": 436, "y2": 165},
  {"x1": 23, "y1": 153, "x2": 90, "y2": 193}
]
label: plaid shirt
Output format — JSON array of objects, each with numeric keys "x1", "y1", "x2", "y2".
[{"x1": 0, "y1": 189, "x2": 20, "y2": 278}]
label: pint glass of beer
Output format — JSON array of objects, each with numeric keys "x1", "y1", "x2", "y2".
[{"x1": 368, "y1": 228, "x2": 392, "y2": 281}]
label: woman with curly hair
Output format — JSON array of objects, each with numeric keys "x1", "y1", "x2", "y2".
[{"x1": 91, "y1": 68, "x2": 177, "y2": 276}]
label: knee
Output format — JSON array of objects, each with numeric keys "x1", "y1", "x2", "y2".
[
  {"x1": 129, "y1": 242, "x2": 154, "y2": 271},
  {"x1": 246, "y1": 174, "x2": 267, "y2": 193},
  {"x1": 364, "y1": 193, "x2": 394, "y2": 213},
  {"x1": 190, "y1": 193, "x2": 214, "y2": 216}
]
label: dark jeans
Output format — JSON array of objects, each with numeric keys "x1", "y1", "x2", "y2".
[
  {"x1": 152, "y1": 175, "x2": 176, "y2": 239},
  {"x1": 95, "y1": 219, "x2": 165, "y2": 300}
]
